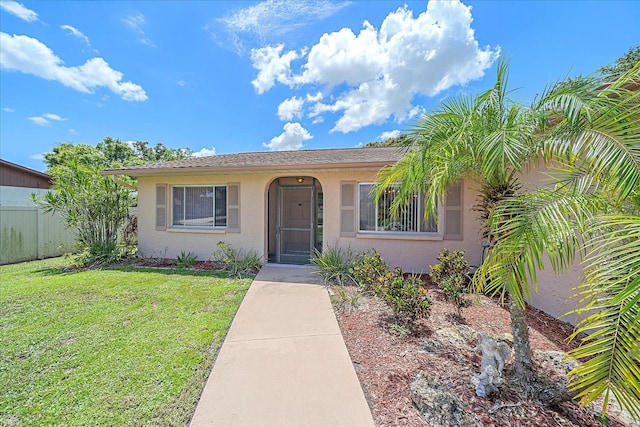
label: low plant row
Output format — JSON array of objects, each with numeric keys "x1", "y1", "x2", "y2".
[
  {"x1": 134, "y1": 241, "x2": 262, "y2": 278},
  {"x1": 312, "y1": 246, "x2": 472, "y2": 332}
]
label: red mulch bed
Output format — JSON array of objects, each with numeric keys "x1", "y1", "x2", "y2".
[{"x1": 333, "y1": 281, "x2": 627, "y2": 427}]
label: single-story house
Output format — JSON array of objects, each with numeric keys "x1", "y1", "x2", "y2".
[{"x1": 105, "y1": 146, "x2": 582, "y2": 324}]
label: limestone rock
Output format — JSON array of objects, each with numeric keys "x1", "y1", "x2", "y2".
[
  {"x1": 434, "y1": 324, "x2": 478, "y2": 347},
  {"x1": 533, "y1": 350, "x2": 578, "y2": 376},
  {"x1": 411, "y1": 371, "x2": 475, "y2": 427}
]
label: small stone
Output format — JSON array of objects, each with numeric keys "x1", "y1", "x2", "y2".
[
  {"x1": 435, "y1": 325, "x2": 478, "y2": 346},
  {"x1": 411, "y1": 371, "x2": 475, "y2": 427},
  {"x1": 422, "y1": 338, "x2": 443, "y2": 353}
]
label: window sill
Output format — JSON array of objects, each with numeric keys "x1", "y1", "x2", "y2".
[
  {"x1": 356, "y1": 232, "x2": 444, "y2": 241},
  {"x1": 167, "y1": 227, "x2": 226, "y2": 234}
]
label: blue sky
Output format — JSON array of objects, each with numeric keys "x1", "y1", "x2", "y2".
[{"x1": 1, "y1": 0, "x2": 638, "y2": 172}]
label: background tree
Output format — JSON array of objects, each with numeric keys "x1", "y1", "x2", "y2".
[
  {"x1": 363, "y1": 134, "x2": 411, "y2": 147},
  {"x1": 44, "y1": 137, "x2": 192, "y2": 172},
  {"x1": 38, "y1": 137, "x2": 192, "y2": 264},
  {"x1": 44, "y1": 143, "x2": 106, "y2": 172},
  {"x1": 598, "y1": 45, "x2": 640, "y2": 80}
]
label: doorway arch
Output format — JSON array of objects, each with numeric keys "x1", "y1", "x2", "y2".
[{"x1": 267, "y1": 177, "x2": 323, "y2": 264}]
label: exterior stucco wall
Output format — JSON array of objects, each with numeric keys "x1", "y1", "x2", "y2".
[
  {"x1": 137, "y1": 170, "x2": 484, "y2": 273},
  {"x1": 137, "y1": 174, "x2": 265, "y2": 260}
]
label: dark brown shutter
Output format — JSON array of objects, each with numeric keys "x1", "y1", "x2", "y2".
[
  {"x1": 226, "y1": 183, "x2": 240, "y2": 233},
  {"x1": 340, "y1": 181, "x2": 356, "y2": 236},
  {"x1": 443, "y1": 182, "x2": 463, "y2": 240},
  {"x1": 156, "y1": 184, "x2": 167, "y2": 231}
]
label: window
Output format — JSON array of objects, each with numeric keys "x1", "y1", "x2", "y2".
[
  {"x1": 172, "y1": 186, "x2": 226, "y2": 228},
  {"x1": 358, "y1": 183, "x2": 437, "y2": 233}
]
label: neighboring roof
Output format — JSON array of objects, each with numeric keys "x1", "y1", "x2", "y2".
[
  {"x1": 103, "y1": 146, "x2": 407, "y2": 176},
  {"x1": 0, "y1": 159, "x2": 52, "y2": 188}
]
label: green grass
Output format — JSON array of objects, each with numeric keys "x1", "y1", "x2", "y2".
[{"x1": 0, "y1": 258, "x2": 252, "y2": 426}]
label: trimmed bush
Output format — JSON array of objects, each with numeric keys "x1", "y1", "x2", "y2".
[
  {"x1": 375, "y1": 267, "x2": 431, "y2": 330},
  {"x1": 429, "y1": 248, "x2": 471, "y2": 316},
  {"x1": 350, "y1": 249, "x2": 390, "y2": 290}
]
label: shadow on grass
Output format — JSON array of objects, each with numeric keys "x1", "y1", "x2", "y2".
[
  {"x1": 109, "y1": 266, "x2": 237, "y2": 278},
  {"x1": 32, "y1": 265, "x2": 244, "y2": 280}
]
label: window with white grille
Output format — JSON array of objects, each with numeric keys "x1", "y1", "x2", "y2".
[{"x1": 358, "y1": 183, "x2": 438, "y2": 233}]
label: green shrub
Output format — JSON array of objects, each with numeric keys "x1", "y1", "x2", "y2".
[
  {"x1": 212, "y1": 241, "x2": 262, "y2": 278},
  {"x1": 71, "y1": 242, "x2": 132, "y2": 268},
  {"x1": 350, "y1": 249, "x2": 390, "y2": 290},
  {"x1": 375, "y1": 267, "x2": 431, "y2": 330},
  {"x1": 175, "y1": 251, "x2": 197, "y2": 269},
  {"x1": 310, "y1": 245, "x2": 356, "y2": 286},
  {"x1": 429, "y1": 248, "x2": 471, "y2": 316}
]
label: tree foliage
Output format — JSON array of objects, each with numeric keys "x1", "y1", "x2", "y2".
[
  {"x1": 598, "y1": 45, "x2": 640, "y2": 80},
  {"x1": 44, "y1": 137, "x2": 191, "y2": 173},
  {"x1": 476, "y1": 60, "x2": 640, "y2": 418},
  {"x1": 34, "y1": 162, "x2": 135, "y2": 264},
  {"x1": 376, "y1": 59, "x2": 544, "y2": 385},
  {"x1": 38, "y1": 137, "x2": 190, "y2": 264},
  {"x1": 363, "y1": 134, "x2": 412, "y2": 147}
]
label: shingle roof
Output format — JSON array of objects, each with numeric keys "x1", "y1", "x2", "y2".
[{"x1": 104, "y1": 146, "x2": 406, "y2": 176}]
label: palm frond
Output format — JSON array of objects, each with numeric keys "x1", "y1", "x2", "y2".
[
  {"x1": 473, "y1": 189, "x2": 601, "y2": 307},
  {"x1": 565, "y1": 215, "x2": 640, "y2": 420}
]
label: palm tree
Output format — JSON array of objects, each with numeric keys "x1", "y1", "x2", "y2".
[
  {"x1": 376, "y1": 57, "x2": 640, "y2": 418},
  {"x1": 477, "y1": 64, "x2": 640, "y2": 418},
  {"x1": 376, "y1": 58, "x2": 542, "y2": 379}
]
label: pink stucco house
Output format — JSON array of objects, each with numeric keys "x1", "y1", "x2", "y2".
[{"x1": 106, "y1": 146, "x2": 582, "y2": 324}]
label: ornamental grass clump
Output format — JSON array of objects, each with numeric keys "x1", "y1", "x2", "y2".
[
  {"x1": 310, "y1": 244, "x2": 356, "y2": 286},
  {"x1": 212, "y1": 241, "x2": 262, "y2": 278}
]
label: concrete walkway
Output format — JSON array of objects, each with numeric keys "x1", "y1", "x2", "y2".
[{"x1": 189, "y1": 264, "x2": 375, "y2": 427}]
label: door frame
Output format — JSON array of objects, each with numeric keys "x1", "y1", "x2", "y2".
[{"x1": 275, "y1": 183, "x2": 315, "y2": 264}]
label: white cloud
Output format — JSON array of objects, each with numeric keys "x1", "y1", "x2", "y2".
[
  {"x1": 378, "y1": 130, "x2": 401, "y2": 141},
  {"x1": 306, "y1": 92, "x2": 323, "y2": 103},
  {"x1": 28, "y1": 112, "x2": 68, "y2": 126},
  {"x1": 30, "y1": 153, "x2": 45, "y2": 160},
  {"x1": 216, "y1": 0, "x2": 350, "y2": 55},
  {"x1": 277, "y1": 96, "x2": 304, "y2": 121},
  {"x1": 69, "y1": 128, "x2": 77, "y2": 134},
  {"x1": 192, "y1": 147, "x2": 217, "y2": 157},
  {"x1": 250, "y1": 44, "x2": 302, "y2": 94},
  {"x1": 252, "y1": 1, "x2": 499, "y2": 133},
  {"x1": 60, "y1": 25, "x2": 91, "y2": 46},
  {"x1": 28, "y1": 116, "x2": 49, "y2": 126},
  {"x1": 0, "y1": 1, "x2": 38, "y2": 22},
  {"x1": 263, "y1": 122, "x2": 312, "y2": 151},
  {"x1": 42, "y1": 113, "x2": 67, "y2": 121},
  {"x1": 3, "y1": 107, "x2": 16, "y2": 112},
  {"x1": 177, "y1": 80, "x2": 187, "y2": 87},
  {"x1": 0, "y1": 32, "x2": 148, "y2": 101},
  {"x1": 123, "y1": 13, "x2": 155, "y2": 47}
]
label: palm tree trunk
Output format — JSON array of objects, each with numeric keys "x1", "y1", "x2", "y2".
[{"x1": 509, "y1": 298, "x2": 532, "y2": 373}]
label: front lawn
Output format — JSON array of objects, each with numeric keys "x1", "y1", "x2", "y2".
[{"x1": 0, "y1": 258, "x2": 252, "y2": 426}]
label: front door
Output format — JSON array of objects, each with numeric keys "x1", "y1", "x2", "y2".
[{"x1": 277, "y1": 185, "x2": 314, "y2": 264}]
